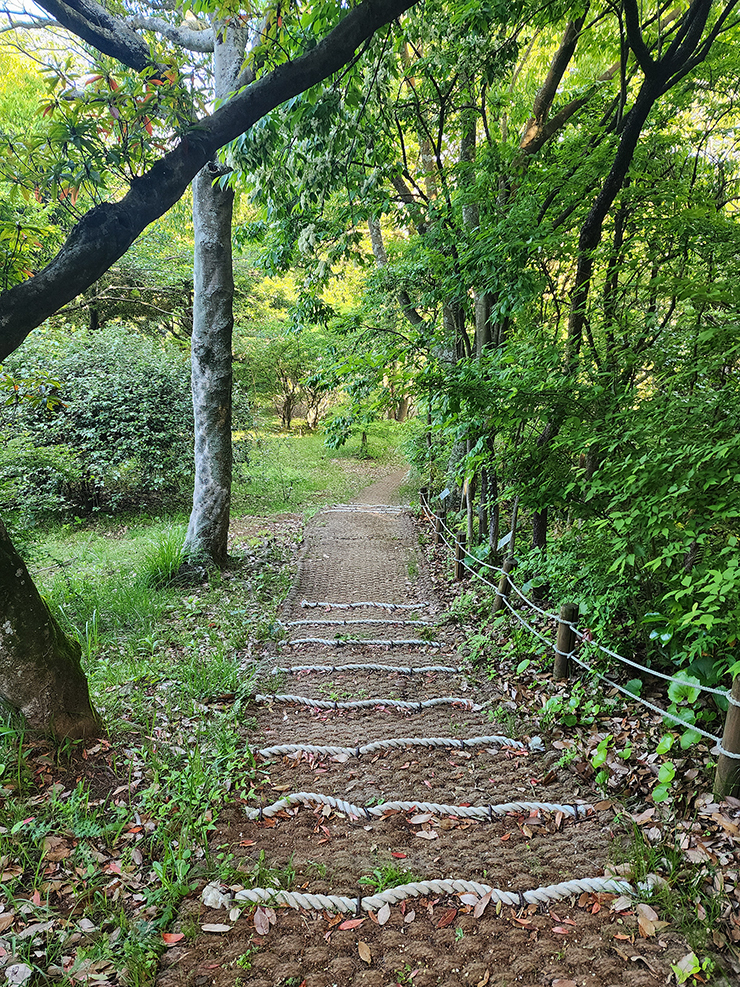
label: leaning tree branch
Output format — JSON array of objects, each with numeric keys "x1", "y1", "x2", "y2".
[
  {"x1": 0, "y1": 0, "x2": 417, "y2": 361},
  {"x1": 35, "y1": 0, "x2": 154, "y2": 72}
]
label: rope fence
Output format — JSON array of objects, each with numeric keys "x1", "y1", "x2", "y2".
[{"x1": 419, "y1": 492, "x2": 740, "y2": 792}]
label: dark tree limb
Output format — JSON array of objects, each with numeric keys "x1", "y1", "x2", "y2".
[{"x1": 0, "y1": 0, "x2": 417, "y2": 362}]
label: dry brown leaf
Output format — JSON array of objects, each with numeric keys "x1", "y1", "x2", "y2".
[
  {"x1": 404, "y1": 909, "x2": 416, "y2": 924},
  {"x1": 474, "y1": 891, "x2": 493, "y2": 918},
  {"x1": 358, "y1": 941, "x2": 371, "y2": 964},
  {"x1": 377, "y1": 903, "x2": 391, "y2": 926},
  {"x1": 0, "y1": 914, "x2": 14, "y2": 933},
  {"x1": 338, "y1": 918, "x2": 364, "y2": 930},
  {"x1": 437, "y1": 907, "x2": 458, "y2": 929},
  {"x1": 409, "y1": 812, "x2": 433, "y2": 824},
  {"x1": 476, "y1": 971, "x2": 490, "y2": 987},
  {"x1": 415, "y1": 829, "x2": 438, "y2": 840}
]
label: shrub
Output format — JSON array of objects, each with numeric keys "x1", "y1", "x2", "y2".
[{"x1": 1, "y1": 323, "x2": 194, "y2": 518}]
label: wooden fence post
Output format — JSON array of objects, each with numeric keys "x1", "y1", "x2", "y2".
[
  {"x1": 454, "y1": 534, "x2": 467, "y2": 581},
  {"x1": 492, "y1": 557, "x2": 514, "y2": 614},
  {"x1": 434, "y1": 514, "x2": 442, "y2": 546},
  {"x1": 715, "y1": 676, "x2": 740, "y2": 799},
  {"x1": 554, "y1": 603, "x2": 578, "y2": 681}
]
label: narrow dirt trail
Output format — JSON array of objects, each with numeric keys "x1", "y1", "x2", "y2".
[{"x1": 159, "y1": 473, "x2": 691, "y2": 987}]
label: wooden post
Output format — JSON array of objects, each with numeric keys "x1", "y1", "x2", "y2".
[
  {"x1": 715, "y1": 676, "x2": 740, "y2": 799},
  {"x1": 554, "y1": 603, "x2": 578, "y2": 681},
  {"x1": 434, "y1": 514, "x2": 442, "y2": 546},
  {"x1": 454, "y1": 533, "x2": 467, "y2": 581},
  {"x1": 492, "y1": 557, "x2": 514, "y2": 614}
]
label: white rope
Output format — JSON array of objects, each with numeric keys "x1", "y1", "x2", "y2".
[
  {"x1": 269, "y1": 663, "x2": 462, "y2": 675},
  {"x1": 254, "y1": 693, "x2": 479, "y2": 712},
  {"x1": 301, "y1": 600, "x2": 429, "y2": 611},
  {"x1": 427, "y1": 504, "x2": 736, "y2": 705},
  {"x1": 287, "y1": 637, "x2": 442, "y2": 648},
  {"x1": 244, "y1": 791, "x2": 591, "y2": 821},
  {"x1": 568, "y1": 653, "x2": 740, "y2": 756},
  {"x1": 256, "y1": 734, "x2": 529, "y2": 758},
  {"x1": 232, "y1": 876, "x2": 633, "y2": 914},
  {"x1": 324, "y1": 505, "x2": 407, "y2": 512},
  {"x1": 284, "y1": 618, "x2": 435, "y2": 628}
]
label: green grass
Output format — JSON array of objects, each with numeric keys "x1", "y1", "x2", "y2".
[{"x1": 232, "y1": 415, "x2": 407, "y2": 514}]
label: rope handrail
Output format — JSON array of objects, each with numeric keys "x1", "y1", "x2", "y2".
[{"x1": 423, "y1": 500, "x2": 735, "y2": 704}]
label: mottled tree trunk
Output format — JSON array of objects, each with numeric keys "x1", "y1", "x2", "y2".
[
  {"x1": 0, "y1": 517, "x2": 102, "y2": 739},
  {"x1": 183, "y1": 25, "x2": 247, "y2": 568}
]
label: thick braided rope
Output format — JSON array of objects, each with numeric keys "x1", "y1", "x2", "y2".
[
  {"x1": 254, "y1": 693, "x2": 479, "y2": 712},
  {"x1": 284, "y1": 618, "x2": 435, "y2": 628},
  {"x1": 233, "y1": 876, "x2": 633, "y2": 914},
  {"x1": 269, "y1": 663, "x2": 462, "y2": 675},
  {"x1": 244, "y1": 791, "x2": 591, "y2": 821},
  {"x1": 301, "y1": 600, "x2": 429, "y2": 611},
  {"x1": 323, "y1": 505, "x2": 407, "y2": 512},
  {"x1": 287, "y1": 637, "x2": 442, "y2": 647},
  {"x1": 256, "y1": 734, "x2": 528, "y2": 758}
]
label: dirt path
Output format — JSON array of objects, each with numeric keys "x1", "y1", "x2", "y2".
[{"x1": 158, "y1": 474, "x2": 691, "y2": 987}]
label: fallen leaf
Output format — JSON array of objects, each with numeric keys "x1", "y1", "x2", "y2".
[
  {"x1": 404, "y1": 909, "x2": 416, "y2": 924},
  {"x1": 0, "y1": 914, "x2": 14, "y2": 933},
  {"x1": 552, "y1": 981, "x2": 577, "y2": 987},
  {"x1": 338, "y1": 918, "x2": 364, "y2": 930},
  {"x1": 552, "y1": 927, "x2": 572, "y2": 935},
  {"x1": 409, "y1": 812, "x2": 433, "y2": 824},
  {"x1": 474, "y1": 891, "x2": 492, "y2": 918},
  {"x1": 459, "y1": 893, "x2": 479, "y2": 906},
  {"x1": 358, "y1": 941, "x2": 371, "y2": 964},
  {"x1": 437, "y1": 908, "x2": 457, "y2": 928},
  {"x1": 254, "y1": 907, "x2": 271, "y2": 936},
  {"x1": 476, "y1": 972, "x2": 490, "y2": 987},
  {"x1": 415, "y1": 829, "x2": 438, "y2": 840},
  {"x1": 4, "y1": 965, "x2": 33, "y2": 986},
  {"x1": 200, "y1": 924, "x2": 232, "y2": 933},
  {"x1": 162, "y1": 933, "x2": 185, "y2": 945},
  {"x1": 636, "y1": 902, "x2": 658, "y2": 937},
  {"x1": 377, "y1": 903, "x2": 391, "y2": 926},
  {"x1": 391, "y1": 852, "x2": 407, "y2": 859}
]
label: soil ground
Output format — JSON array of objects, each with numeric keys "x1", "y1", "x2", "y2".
[{"x1": 156, "y1": 469, "x2": 700, "y2": 987}]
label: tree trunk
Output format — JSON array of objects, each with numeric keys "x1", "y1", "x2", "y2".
[
  {"x1": 183, "y1": 25, "x2": 247, "y2": 568},
  {"x1": 0, "y1": 517, "x2": 102, "y2": 739}
]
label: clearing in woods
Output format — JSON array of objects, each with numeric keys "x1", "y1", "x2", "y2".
[{"x1": 157, "y1": 468, "x2": 699, "y2": 987}]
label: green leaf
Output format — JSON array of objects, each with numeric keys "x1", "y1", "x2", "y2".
[
  {"x1": 656, "y1": 734, "x2": 674, "y2": 755},
  {"x1": 667, "y1": 675, "x2": 701, "y2": 705}
]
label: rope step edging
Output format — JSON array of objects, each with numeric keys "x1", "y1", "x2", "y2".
[
  {"x1": 244, "y1": 791, "x2": 592, "y2": 821},
  {"x1": 301, "y1": 600, "x2": 430, "y2": 611},
  {"x1": 254, "y1": 693, "x2": 479, "y2": 712},
  {"x1": 256, "y1": 734, "x2": 530, "y2": 758},
  {"x1": 287, "y1": 637, "x2": 442, "y2": 647},
  {"x1": 269, "y1": 663, "x2": 462, "y2": 675},
  {"x1": 232, "y1": 876, "x2": 633, "y2": 915}
]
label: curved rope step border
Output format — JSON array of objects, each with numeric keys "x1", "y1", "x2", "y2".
[
  {"x1": 244, "y1": 791, "x2": 592, "y2": 822},
  {"x1": 256, "y1": 733, "x2": 531, "y2": 758},
  {"x1": 301, "y1": 601, "x2": 430, "y2": 611},
  {"x1": 233, "y1": 876, "x2": 633, "y2": 915},
  {"x1": 284, "y1": 618, "x2": 436, "y2": 628},
  {"x1": 287, "y1": 637, "x2": 443, "y2": 648},
  {"x1": 254, "y1": 693, "x2": 479, "y2": 712},
  {"x1": 269, "y1": 663, "x2": 463, "y2": 676}
]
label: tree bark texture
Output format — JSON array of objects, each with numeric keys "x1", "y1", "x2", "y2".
[
  {"x1": 183, "y1": 23, "x2": 246, "y2": 567},
  {"x1": 0, "y1": 517, "x2": 102, "y2": 739},
  {"x1": 183, "y1": 164, "x2": 235, "y2": 567}
]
